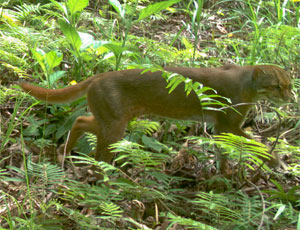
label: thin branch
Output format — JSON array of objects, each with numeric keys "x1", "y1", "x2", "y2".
[{"x1": 247, "y1": 179, "x2": 266, "y2": 230}]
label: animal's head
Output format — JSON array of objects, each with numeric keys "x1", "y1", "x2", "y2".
[{"x1": 252, "y1": 65, "x2": 292, "y2": 103}]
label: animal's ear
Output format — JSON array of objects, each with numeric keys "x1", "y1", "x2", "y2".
[
  {"x1": 252, "y1": 66, "x2": 263, "y2": 89},
  {"x1": 252, "y1": 66, "x2": 266, "y2": 81},
  {"x1": 252, "y1": 66, "x2": 269, "y2": 89}
]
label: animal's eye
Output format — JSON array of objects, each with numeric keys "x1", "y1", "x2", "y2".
[{"x1": 269, "y1": 85, "x2": 280, "y2": 90}]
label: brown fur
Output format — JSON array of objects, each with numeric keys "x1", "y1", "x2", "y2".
[{"x1": 20, "y1": 64, "x2": 291, "y2": 167}]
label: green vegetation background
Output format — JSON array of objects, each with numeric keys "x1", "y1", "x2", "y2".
[{"x1": 0, "y1": 0, "x2": 300, "y2": 229}]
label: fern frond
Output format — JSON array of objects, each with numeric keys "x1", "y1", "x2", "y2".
[
  {"x1": 214, "y1": 133, "x2": 271, "y2": 170},
  {"x1": 27, "y1": 156, "x2": 65, "y2": 185},
  {"x1": 0, "y1": 8, "x2": 21, "y2": 26},
  {"x1": 14, "y1": 3, "x2": 42, "y2": 16},
  {"x1": 99, "y1": 202, "x2": 123, "y2": 217},
  {"x1": 0, "y1": 85, "x2": 28, "y2": 106},
  {"x1": 0, "y1": 88, "x2": 6, "y2": 105},
  {"x1": 127, "y1": 119, "x2": 159, "y2": 135},
  {"x1": 0, "y1": 61, "x2": 28, "y2": 78},
  {"x1": 85, "y1": 133, "x2": 97, "y2": 150},
  {"x1": 190, "y1": 191, "x2": 267, "y2": 228},
  {"x1": 167, "y1": 212, "x2": 218, "y2": 230},
  {"x1": 0, "y1": 51, "x2": 27, "y2": 68},
  {"x1": 194, "y1": 191, "x2": 242, "y2": 221},
  {"x1": 112, "y1": 139, "x2": 170, "y2": 168}
]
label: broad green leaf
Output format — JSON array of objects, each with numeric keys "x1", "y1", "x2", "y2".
[
  {"x1": 81, "y1": 52, "x2": 93, "y2": 61},
  {"x1": 31, "y1": 48, "x2": 46, "y2": 74},
  {"x1": 78, "y1": 32, "x2": 94, "y2": 50},
  {"x1": 103, "y1": 43, "x2": 127, "y2": 57},
  {"x1": 56, "y1": 107, "x2": 86, "y2": 139},
  {"x1": 34, "y1": 48, "x2": 46, "y2": 58},
  {"x1": 50, "y1": 0, "x2": 68, "y2": 16},
  {"x1": 109, "y1": 0, "x2": 125, "y2": 18},
  {"x1": 142, "y1": 135, "x2": 164, "y2": 152},
  {"x1": 67, "y1": 0, "x2": 89, "y2": 14},
  {"x1": 44, "y1": 123, "x2": 59, "y2": 136},
  {"x1": 49, "y1": 71, "x2": 66, "y2": 87},
  {"x1": 93, "y1": 40, "x2": 109, "y2": 49},
  {"x1": 181, "y1": 37, "x2": 193, "y2": 49},
  {"x1": 58, "y1": 20, "x2": 82, "y2": 52},
  {"x1": 297, "y1": 213, "x2": 300, "y2": 230},
  {"x1": 137, "y1": 0, "x2": 181, "y2": 22},
  {"x1": 115, "y1": 177, "x2": 136, "y2": 186},
  {"x1": 274, "y1": 204, "x2": 286, "y2": 220},
  {"x1": 45, "y1": 50, "x2": 63, "y2": 72},
  {"x1": 95, "y1": 46, "x2": 110, "y2": 55},
  {"x1": 192, "y1": 0, "x2": 203, "y2": 27}
]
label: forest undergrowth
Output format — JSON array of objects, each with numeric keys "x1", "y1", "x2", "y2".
[{"x1": 0, "y1": 0, "x2": 300, "y2": 229}]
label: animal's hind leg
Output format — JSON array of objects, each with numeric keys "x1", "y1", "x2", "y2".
[
  {"x1": 63, "y1": 115, "x2": 100, "y2": 154},
  {"x1": 87, "y1": 119, "x2": 128, "y2": 182},
  {"x1": 94, "y1": 120, "x2": 128, "y2": 164}
]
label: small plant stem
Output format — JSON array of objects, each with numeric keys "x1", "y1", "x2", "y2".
[{"x1": 115, "y1": 0, "x2": 138, "y2": 70}]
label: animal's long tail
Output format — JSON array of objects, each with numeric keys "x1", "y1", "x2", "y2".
[{"x1": 20, "y1": 76, "x2": 96, "y2": 103}]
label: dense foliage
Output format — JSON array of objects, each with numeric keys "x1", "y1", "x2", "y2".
[{"x1": 0, "y1": 0, "x2": 300, "y2": 229}]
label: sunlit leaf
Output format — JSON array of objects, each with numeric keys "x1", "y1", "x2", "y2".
[
  {"x1": 103, "y1": 43, "x2": 127, "y2": 57},
  {"x1": 78, "y1": 32, "x2": 95, "y2": 50},
  {"x1": 45, "y1": 50, "x2": 63, "y2": 72},
  {"x1": 137, "y1": 0, "x2": 181, "y2": 22},
  {"x1": 49, "y1": 71, "x2": 66, "y2": 87},
  {"x1": 67, "y1": 0, "x2": 89, "y2": 14},
  {"x1": 109, "y1": 0, "x2": 125, "y2": 18},
  {"x1": 58, "y1": 20, "x2": 82, "y2": 52},
  {"x1": 31, "y1": 48, "x2": 47, "y2": 74}
]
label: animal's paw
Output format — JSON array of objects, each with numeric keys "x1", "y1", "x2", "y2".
[{"x1": 56, "y1": 144, "x2": 67, "y2": 163}]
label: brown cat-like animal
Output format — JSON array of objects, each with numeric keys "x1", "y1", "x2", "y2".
[{"x1": 20, "y1": 64, "x2": 291, "y2": 168}]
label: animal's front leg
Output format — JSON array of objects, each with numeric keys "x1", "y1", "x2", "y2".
[{"x1": 214, "y1": 118, "x2": 251, "y2": 174}]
